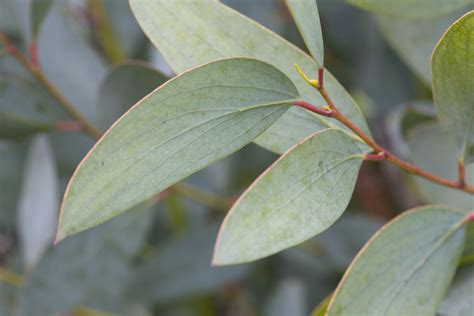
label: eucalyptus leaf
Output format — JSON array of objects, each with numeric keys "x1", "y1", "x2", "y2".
[
  {"x1": 349, "y1": 0, "x2": 472, "y2": 19},
  {"x1": 10, "y1": 0, "x2": 53, "y2": 42},
  {"x1": 376, "y1": 9, "x2": 468, "y2": 84},
  {"x1": 56, "y1": 58, "x2": 299, "y2": 241},
  {"x1": 213, "y1": 129, "x2": 370, "y2": 265},
  {"x1": 406, "y1": 123, "x2": 474, "y2": 210},
  {"x1": 97, "y1": 61, "x2": 167, "y2": 130},
  {"x1": 17, "y1": 134, "x2": 58, "y2": 268},
  {"x1": 129, "y1": 0, "x2": 370, "y2": 154},
  {"x1": 0, "y1": 78, "x2": 56, "y2": 139},
  {"x1": 438, "y1": 265, "x2": 474, "y2": 316},
  {"x1": 327, "y1": 206, "x2": 467, "y2": 316},
  {"x1": 432, "y1": 11, "x2": 474, "y2": 164},
  {"x1": 0, "y1": 140, "x2": 26, "y2": 230},
  {"x1": 285, "y1": 0, "x2": 324, "y2": 67},
  {"x1": 128, "y1": 224, "x2": 248, "y2": 304},
  {"x1": 15, "y1": 205, "x2": 154, "y2": 316},
  {"x1": 461, "y1": 222, "x2": 474, "y2": 264},
  {"x1": 38, "y1": 3, "x2": 106, "y2": 121}
]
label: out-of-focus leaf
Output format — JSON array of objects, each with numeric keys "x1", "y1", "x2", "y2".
[
  {"x1": 128, "y1": 224, "x2": 248, "y2": 304},
  {"x1": 315, "y1": 214, "x2": 382, "y2": 270},
  {"x1": 432, "y1": 11, "x2": 474, "y2": 164},
  {"x1": 349, "y1": 0, "x2": 472, "y2": 19},
  {"x1": 213, "y1": 129, "x2": 370, "y2": 265},
  {"x1": 10, "y1": 0, "x2": 53, "y2": 42},
  {"x1": 0, "y1": 141, "x2": 27, "y2": 229},
  {"x1": 406, "y1": 123, "x2": 474, "y2": 210},
  {"x1": 327, "y1": 206, "x2": 467, "y2": 316},
  {"x1": 438, "y1": 265, "x2": 474, "y2": 315},
  {"x1": 0, "y1": 78, "x2": 56, "y2": 139},
  {"x1": 264, "y1": 279, "x2": 306, "y2": 316},
  {"x1": 129, "y1": 0, "x2": 370, "y2": 154},
  {"x1": 285, "y1": 0, "x2": 324, "y2": 67},
  {"x1": 385, "y1": 102, "x2": 436, "y2": 159},
  {"x1": 15, "y1": 204, "x2": 154, "y2": 316},
  {"x1": 38, "y1": 3, "x2": 106, "y2": 121},
  {"x1": 56, "y1": 58, "x2": 299, "y2": 241},
  {"x1": 97, "y1": 61, "x2": 167, "y2": 130},
  {"x1": 17, "y1": 134, "x2": 58, "y2": 268},
  {"x1": 376, "y1": 9, "x2": 468, "y2": 84}
]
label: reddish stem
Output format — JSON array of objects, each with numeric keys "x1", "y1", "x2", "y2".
[
  {"x1": 293, "y1": 100, "x2": 333, "y2": 117},
  {"x1": 29, "y1": 41, "x2": 39, "y2": 69},
  {"x1": 55, "y1": 121, "x2": 82, "y2": 133},
  {"x1": 365, "y1": 152, "x2": 387, "y2": 161},
  {"x1": 458, "y1": 160, "x2": 466, "y2": 188}
]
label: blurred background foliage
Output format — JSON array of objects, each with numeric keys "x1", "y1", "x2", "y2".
[{"x1": 0, "y1": 0, "x2": 472, "y2": 315}]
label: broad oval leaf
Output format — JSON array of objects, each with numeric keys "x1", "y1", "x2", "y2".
[
  {"x1": 97, "y1": 61, "x2": 167, "y2": 130},
  {"x1": 129, "y1": 0, "x2": 370, "y2": 154},
  {"x1": 285, "y1": 0, "x2": 324, "y2": 67},
  {"x1": 17, "y1": 134, "x2": 58, "y2": 268},
  {"x1": 349, "y1": 0, "x2": 472, "y2": 19},
  {"x1": 213, "y1": 129, "x2": 370, "y2": 265},
  {"x1": 327, "y1": 206, "x2": 468, "y2": 316},
  {"x1": 406, "y1": 122, "x2": 474, "y2": 210},
  {"x1": 56, "y1": 58, "x2": 299, "y2": 241},
  {"x1": 432, "y1": 11, "x2": 474, "y2": 164}
]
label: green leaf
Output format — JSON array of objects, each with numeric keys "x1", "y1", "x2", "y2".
[
  {"x1": 129, "y1": 0, "x2": 370, "y2": 154},
  {"x1": 327, "y1": 206, "x2": 468, "y2": 316},
  {"x1": 128, "y1": 224, "x2": 248, "y2": 304},
  {"x1": 406, "y1": 123, "x2": 473, "y2": 210},
  {"x1": 213, "y1": 129, "x2": 370, "y2": 265},
  {"x1": 349, "y1": 0, "x2": 472, "y2": 19},
  {"x1": 15, "y1": 205, "x2": 154, "y2": 316},
  {"x1": 0, "y1": 78, "x2": 56, "y2": 139},
  {"x1": 376, "y1": 9, "x2": 468, "y2": 84},
  {"x1": 97, "y1": 61, "x2": 167, "y2": 130},
  {"x1": 460, "y1": 223, "x2": 474, "y2": 264},
  {"x1": 56, "y1": 58, "x2": 299, "y2": 241},
  {"x1": 438, "y1": 265, "x2": 474, "y2": 315},
  {"x1": 432, "y1": 11, "x2": 474, "y2": 164},
  {"x1": 17, "y1": 134, "x2": 58, "y2": 268},
  {"x1": 11, "y1": 0, "x2": 53, "y2": 42},
  {"x1": 285, "y1": 0, "x2": 324, "y2": 67}
]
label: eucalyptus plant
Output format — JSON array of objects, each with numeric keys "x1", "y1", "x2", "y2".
[{"x1": 1, "y1": 0, "x2": 473, "y2": 315}]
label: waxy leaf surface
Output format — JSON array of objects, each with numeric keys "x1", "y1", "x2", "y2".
[
  {"x1": 432, "y1": 11, "x2": 474, "y2": 163},
  {"x1": 285, "y1": 0, "x2": 324, "y2": 67},
  {"x1": 213, "y1": 129, "x2": 370, "y2": 265},
  {"x1": 57, "y1": 58, "x2": 298, "y2": 241},
  {"x1": 129, "y1": 0, "x2": 370, "y2": 154},
  {"x1": 327, "y1": 206, "x2": 467, "y2": 316}
]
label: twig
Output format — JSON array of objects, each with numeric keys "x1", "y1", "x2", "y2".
[{"x1": 293, "y1": 65, "x2": 474, "y2": 195}]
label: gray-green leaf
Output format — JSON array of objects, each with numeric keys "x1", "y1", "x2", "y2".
[
  {"x1": 432, "y1": 11, "x2": 474, "y2": 164},
  {"x1": 349, "y1": 0, "x2": 472, "y2": 19},
  {"x1": 327, "y1": 206, "x2": 468, "y2": 316},
  {"x1": 213, "y1": 129, "x2": 370, "y2": 265},
  {"x1": 56, "y1": 58, "x2": 299, "y2": 241},
  {"x1": 285, "y1": 0, "x2": 324, "y2": 67},
  {"x1": 129, "y1": 0, "x2": 370, "y2": 154},
  {"x1": 438, "y1": 265, "x2": 474, "y2": 315},
  {"x1": 97, "y1": 61, "x2": 167, "y2": 130}
]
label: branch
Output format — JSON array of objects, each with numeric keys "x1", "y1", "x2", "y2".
[
  {"x1": 0, "y1": 32, "x2": 102, "y2": 140},
  {"x1": 293, "y1": 66, "x2": 474, "y2": 195}
]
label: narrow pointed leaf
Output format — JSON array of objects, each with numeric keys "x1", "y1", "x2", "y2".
[
  {"x1": 17, "y1": 134, "x2": 58, "y2": 268},
  {"x1": 285, "y1": 0, "x2": 324, "y2": 67},
  {"x1": 327, "y1": 206, "x2": 468, "y2": 316},
  {"x1": 432, "y1": 11, "x2": 474, "y2": 164},
  {"x1": 349, "y1": 0, "x2": 472, "y2": 19},
  {"x1": 213, "y1": 129, "x2": 370, "y2": 265},
  {"x1": 11, "y1": 0, "x2": 53, "y2": 42},
  {"x1": 129, "y1": 0, "x2": 370, "y2": 154},
  {"x1": 56, "y1": 58, "x2": 299, "y2": 241}
]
